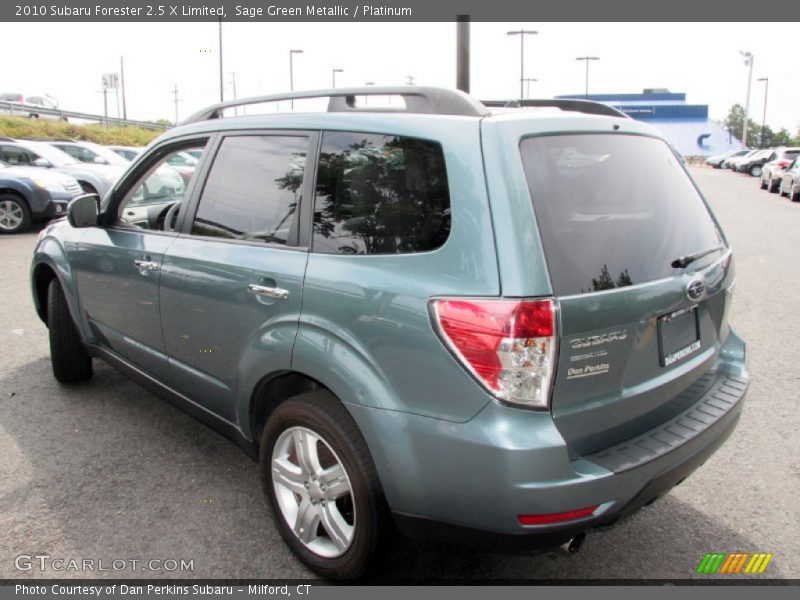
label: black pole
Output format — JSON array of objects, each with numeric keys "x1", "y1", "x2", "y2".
[{"x1": 456, "y1": 15, "x2": 470, "y2": 93}]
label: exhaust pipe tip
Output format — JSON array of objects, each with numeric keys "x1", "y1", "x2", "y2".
[{"x1": 556, "y1": 532, "x2": 586, "y2": 557}]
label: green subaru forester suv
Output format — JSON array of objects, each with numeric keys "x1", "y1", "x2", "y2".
[{"x1": 30, "y1": 87, "x2": 747, "y2": 579}]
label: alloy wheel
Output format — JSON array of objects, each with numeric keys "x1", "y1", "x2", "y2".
[
  {"x1": 271, "y1": 426, "x2": 355, "y2": 558},
  {"x1": 0, "y1": 200, "x2": 24, "y2": 231}
]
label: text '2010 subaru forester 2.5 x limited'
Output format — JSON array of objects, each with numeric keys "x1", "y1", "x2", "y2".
[{"x1": 31, "y1": 87, "x2": 747, "y2": 579}]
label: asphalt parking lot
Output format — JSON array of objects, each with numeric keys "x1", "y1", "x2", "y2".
[{"x1": 1, "y1": 166, "x2": 798, "y2": 581}]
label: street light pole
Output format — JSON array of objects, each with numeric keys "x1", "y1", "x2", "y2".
[
  {"x1": 522, "y1": 77, "x2": 538, "y2": 99},
  {"x1": 218, "y1": 17, "x2": 224, "y2": 102},
  {"x1": 507, "y1": 29, "x2": 538, "y2": 100},
  {"x1": 576, "y1": 56, "x2": 600, "y2": 97},
  {"x1": 757, "y1": 77, "x2": 769, "y2": 148},
  {"x1": 332, "y1": 68, "x2": 344, "y2": 88},
  {"x1": 741, "y1": 51, "x2": 754, "y2": 147},
  {"x1": 289, "y1": 49, "x2": 303, "y2": 108}
]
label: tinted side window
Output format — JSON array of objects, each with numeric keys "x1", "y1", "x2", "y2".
[
  {"x1": 191, "y1": 135, "x2": 307, "y2": 245},
  {"x1": 312, "y1": 132, "x2": 451, "y2": 255},
  {"x1": 0, "y1": 145, "x2": 34, "y2": 165}
]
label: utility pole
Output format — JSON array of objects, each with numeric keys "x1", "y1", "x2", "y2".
[
  {"x1": 406, "y1": 75, "x2": 416, "y2": 85},
  {"x1": 507, "y1": 29, "x2": 538, "y2": 100},
  {"x1": 757, "y1": 77, "x2": 769, "y2": 148},
  {"x1": 522, "y1": 77, "x2": 538, "y2": 99},
  {"x1": 741, "y1": 51, "x2": 754, "y2": 146},
  {"x1": 120, "y1": 56, "x2": 127, "y2": 120},
  {"x1": 218, "y1": 17, "x2": 224, "y2": 102},
  {"x1": 289, "y1": 49, "x2": 303, "y2": 108},
  {"x1": 332, "y1": 68, "x2": 344, "y2": 88},
  {"x1": 172, "y1": 84, "x2": 180, "y2": 125},
  {"x1": 230, "y1": 72, "x2": 238, "y2": 115},
  {"x1": 102, "y1": 87, "x2": 108, "y2": 128},
  {"x1": 576, "y1": 56, "x2": 600, "y2": 97}
]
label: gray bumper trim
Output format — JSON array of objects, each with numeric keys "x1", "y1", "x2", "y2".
[{"x1": 586, "y1": 372, "x2": 747, "y2": 473}]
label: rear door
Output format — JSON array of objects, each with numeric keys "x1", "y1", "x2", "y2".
[
  {"x1": 518, "y1": 132, "x2": 735, "y2": 456},
  {"x1": 159, "y1": 131, "x2": 314, "y2": 422}
]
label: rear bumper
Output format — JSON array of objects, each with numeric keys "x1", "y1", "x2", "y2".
[
  {"x1": 393, "y1": 395, "x2": 742, "y2": 550},
  {"x1": 347, "y1": 334, "x2": 748, "y2": 549}
]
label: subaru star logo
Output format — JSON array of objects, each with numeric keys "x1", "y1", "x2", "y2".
[{"x1": 686, "y1": 278, "x2": 706, "y2": 302}]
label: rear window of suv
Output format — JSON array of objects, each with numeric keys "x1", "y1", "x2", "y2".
[{"x1": 520, "y1": 133, "x2": 724, "y2": 296}]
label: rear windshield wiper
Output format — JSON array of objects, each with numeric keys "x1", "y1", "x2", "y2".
[{"x1": 671, "y1": 244, "x2": 726, "y2": 269}]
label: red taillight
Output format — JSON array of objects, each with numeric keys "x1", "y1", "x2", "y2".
[
  {"x1": 431, "y1": 298, "x2": 557, "y2": 409},
  {"x1": 518, "y1": 505, "x2": 599, "y2": 526},
  {"x1": 777, "y1": 160, "x2": 790, "y2": 169}
]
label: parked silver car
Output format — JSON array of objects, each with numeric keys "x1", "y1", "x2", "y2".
[
  {"x1": 759, "y1": 147, "x2": 800, "y2": 192},
  {"x1": 779, "y1": 157, "x2": 800, "y2": 201},
  {"x1": 0, "y1": 139, "x2": 123, "y2": 198}
]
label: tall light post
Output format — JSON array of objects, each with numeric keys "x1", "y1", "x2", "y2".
[
  {"x1": 289, "y1": 49, "x2": 303, "y2": 108},
  {"x1": 757, "y1": 77, "x2": 769, "y2": 148},
  {"x1": 218, "y1": 18, "x2": 224, "y2": 102},
  {"x1": 507, "y1": 29, "x2": 538, "y2": 100},
  {"x1": 741, "y1": 51, "x2": 754, "y2": 147},
  {"x1": 576, "y1": 56, "x2": 600, "y2": 97},
  {"x1": 332, "y1": 68, "x2": 344, "y2": 88},
  {"x1": 522, "y1": 77, "x2": 538, "y2": 99}
]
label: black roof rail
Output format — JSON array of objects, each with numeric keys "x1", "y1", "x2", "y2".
[
  {"x1": 20, "y1": 137, "x2": 76, "y2": 143},
  {"x1": 183, "y1": 86, "x2": 489, "y2": 124},
  {"x1": 481, "y1": 98, "x2": 630, "y2": 119},
  {"x1": 0, "y1": 136, "x2": 16, "y2": 142}
]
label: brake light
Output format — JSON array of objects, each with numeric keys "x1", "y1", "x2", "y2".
[
  {"x1": 431, "y1": 298, "x2": 557, "y2": 409},
  {"x1": 518, "y1": 505, "x2": 599, "y2": 525},
  {"x1": 777, "y1": 160, "x2": 791, "y2": 169}
]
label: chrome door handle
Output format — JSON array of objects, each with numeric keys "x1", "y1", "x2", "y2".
[
  {"x1": 248, "y1": 284, "x2": 290, "y2": 300},
  {"x1": 134, "y1": 259, "x2": 159, "y2": 272}
]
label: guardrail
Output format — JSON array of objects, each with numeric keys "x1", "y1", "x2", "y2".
[{"x1": 0, "y1": 101, "x2": 169, "y2": 131}]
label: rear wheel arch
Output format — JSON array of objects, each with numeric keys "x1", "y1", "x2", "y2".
[{"x1": 250, "y1": 371, "x2": 324, "y2": 447}]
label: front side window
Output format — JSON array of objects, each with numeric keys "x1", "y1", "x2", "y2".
[
  {"x1": 312, "y1": 131, "x2": 451, "y2": 255},
  {"x1": 115, "y1": 143, "x2": 206, "y2": 231},
  {"x1": 0, "y1": 145, "x2": 34, "y2": 165},
  {"x1": 190, "y1": 135, "x2": 307, "y2": 245}
]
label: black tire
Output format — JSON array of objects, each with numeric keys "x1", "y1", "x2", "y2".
[
  {"x1": 0, "y1": 193, "x2": 32, "y2": 234},
  {"x1": 760, "y1": 178, "x2": 768, "y2": 190},
  {"x1": 749, "y1": 164, "x2": 762, "y2": 177},
  {"x1": 259, "y1": 390, "x2": 389, "y2": 580},
  {"x1": 768, "y1": 179, "x2": 780, "y2": 193},
  {"x1": 47, "y1": 279, "x2": 93, "y2": 383},
  {"x1": 791, "y1": 191, "x2": 800, "y2": 203}
]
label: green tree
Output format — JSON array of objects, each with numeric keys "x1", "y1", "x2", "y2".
[{"x1": 724, "y1": 104, "x2": 797, "y2": 148}]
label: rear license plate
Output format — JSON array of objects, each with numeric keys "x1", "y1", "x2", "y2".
[{"x1": 658, "y1": 305, "x2": 700, "y2": 367}]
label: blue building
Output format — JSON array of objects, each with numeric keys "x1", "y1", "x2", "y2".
[{"x1": 556, "y1": 90, "x2": 745, "y2": 157}]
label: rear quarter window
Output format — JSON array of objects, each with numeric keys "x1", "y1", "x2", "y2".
[{"x1": 312, "y1": 131, "x2": 451, "y2": 255}]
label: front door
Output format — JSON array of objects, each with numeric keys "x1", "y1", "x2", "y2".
[
  {"x1": 159, "y1": 132, "x2": 314, "y2": 422},
  {"x1": 75, "y1": 140, "x2": 210, "y2": 381}
]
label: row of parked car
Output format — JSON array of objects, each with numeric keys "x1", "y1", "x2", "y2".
[
  {"x1": 0, "y1": 138, "x2": 200, "y2": 233},
  {"x1": 705, "y1": 146, "x2": 800, "y2": 201}
]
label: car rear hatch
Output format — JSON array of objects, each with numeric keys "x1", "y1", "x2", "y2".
[{"x1": 517, "y1": 131, "x2": 735, "y2": 456}]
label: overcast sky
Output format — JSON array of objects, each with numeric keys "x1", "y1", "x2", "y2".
[{"x1": 2, "y1": 21, "x2": 798, "y2": 134}]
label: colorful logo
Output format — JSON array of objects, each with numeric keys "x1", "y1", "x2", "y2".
[{"x1": 696, "y1": 552, "x2": 773, "y2": 574}]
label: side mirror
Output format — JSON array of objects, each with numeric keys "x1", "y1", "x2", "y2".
[
  {"x1": 67, "y1": 193, "x2": 99, "y2": 228},
  {"x1": 33, "y1": 158, "x2": 51, "y2": 168},
  {"x1": 93, "y1": 156, "x2": 107, "y2": 164}
]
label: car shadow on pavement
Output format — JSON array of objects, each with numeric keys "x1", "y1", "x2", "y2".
[{"x1": 0, "y1": 358, "x2": 784, "y2": 581}]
